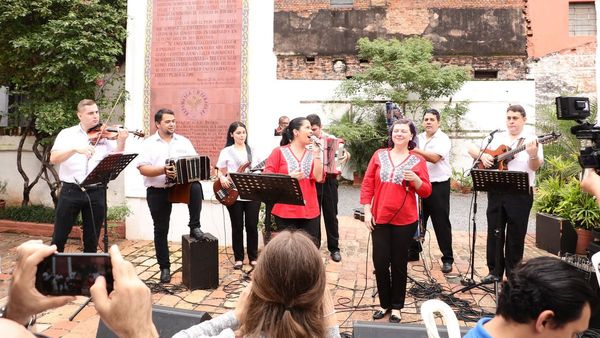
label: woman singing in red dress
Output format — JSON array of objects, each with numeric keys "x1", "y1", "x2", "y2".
[
  {"x1": 360, "y1": 119, "x2": 432, "y2": 323},
  {"x1": 264, "y1": 117, "x2": 324, "y2": 246}
]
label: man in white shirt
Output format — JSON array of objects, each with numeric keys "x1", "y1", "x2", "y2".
[
  {"x1": 137, "y1": 108, "x2": 208, "y2": 283},
  {"x1": 307, "y1": 114, "x2": 350, "y2": 262},
  {"x1": 50, "y1": 99, "x2": 128, "y2": 252},
  {"x1": 412, "y1": 109, "x2": 454, "y2": 273},
  {"x1": 468, "y1": 104, "x2": 543, "y2": 283}
]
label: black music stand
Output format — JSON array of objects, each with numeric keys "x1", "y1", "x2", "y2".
[
  {"x1": 81, "y1": 152, "x2": 138, "y2": 252},
  {"x1": 229, "y1": 173, "x2": 305, "y2": 206},
  {"x1": 69, "y1": 152, "x2": 137, "y2": 322},
  {"x1": 449, "y1": 169, "x2": 530, "y2": 301}
]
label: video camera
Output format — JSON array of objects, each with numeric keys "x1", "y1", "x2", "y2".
[{"x1": 556, "y1": 96, "x2": 600, "y2": 169}]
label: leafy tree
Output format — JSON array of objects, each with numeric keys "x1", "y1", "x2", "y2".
[
  {"x1": 334, "y1": 37, "x2": 469, "y2": 174},
  {"x1": 0, "y1": 0, "x2": 127, "y2": 206},
  {"x1": 337, "y1": 37, "x2": 469, "y2": 116}
]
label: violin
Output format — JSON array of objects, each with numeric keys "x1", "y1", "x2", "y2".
[{"x1": 87, "y1": 123, "x2": 145, "y2": 144}]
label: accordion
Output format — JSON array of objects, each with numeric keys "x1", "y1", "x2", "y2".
[
  {"x1": 324, "y1": 137, "x2": 345, "y2": 174},
  {"x1": 165, "y1": 156, "x2": 211, "y2": 185}
]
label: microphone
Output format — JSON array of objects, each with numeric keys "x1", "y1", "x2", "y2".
[
  {"x1": 404, "y1": 180, "x2": 409, "y2": 192},
  {"x1": 489, "y1": 129, "x2": 504, "y2": 136},
  {"x1": 309, "y1": 135, "x2": 322, "y2": 149}
]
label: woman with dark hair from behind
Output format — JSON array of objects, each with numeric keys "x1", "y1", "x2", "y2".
[
  {"x1": 173, "y1": 230, "x2": 341, "y2": 338},
  {"x1": 263, "y1": 117, "x2": 324, "y2": 246},
  {"x1": 360, "y1": 119, "x2": 431, "y2": 323},
  {"x1": 216, "y1": 121, "x2": 262, "y2": 270}
]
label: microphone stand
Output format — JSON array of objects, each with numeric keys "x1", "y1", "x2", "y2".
[{"x1": 449, "y1": 130, "x2": 497, "y2": 294}]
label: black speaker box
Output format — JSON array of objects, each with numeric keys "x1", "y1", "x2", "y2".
[
  {"x1": 535, "y1": 213, "x2": 576, "y2": 255},
  {"x1": 353, "y1": 321, "x2": 469, "y2": 338},
  {"x1": 96, "y1": 304, "x2": 211, "y2": 337},
  {"x1": 182, "y1": 233, "x2": 219, "y2": 290}
]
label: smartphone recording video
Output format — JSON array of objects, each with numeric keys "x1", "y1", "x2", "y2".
[{"x1": 35, "y1": 253, "x2": 114, "y2": 297}]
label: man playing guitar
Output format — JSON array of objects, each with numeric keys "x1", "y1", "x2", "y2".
[{"x1": 467, "y1": 104, "x2": 543, "y2": 284}]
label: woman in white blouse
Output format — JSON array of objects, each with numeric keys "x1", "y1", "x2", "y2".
[{"x1": 216, "y1": 122, "x2": 261, "y2": 270}]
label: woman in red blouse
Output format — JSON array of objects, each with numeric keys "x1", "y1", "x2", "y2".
[
  {"x1": 264, "y1": 117, "x2": 324, "y2": 246},
  {"x1": 360, "y1": 119, "x2": 432, "y2": 323}
]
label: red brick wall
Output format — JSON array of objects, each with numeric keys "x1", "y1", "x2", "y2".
[
  {"x1": 277, "y1": 55, "x2": 527, "y2": 81},
  {"x1": 275, "y1": 0, "x2": 524, "y2": 12}
]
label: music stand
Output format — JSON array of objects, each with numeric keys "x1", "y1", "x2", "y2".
[
  {"x1": 449, "y1": 169, "x2": 530, "y2": 300},
  {"x1": 229, "y1": 173, "x2": 305, "y2": 206},
  {"x1": 81, "y1": 152, "x2": 138, "y2": 252},
  {"x1": 69, "y1": 152, "x2": 137, "y2": 322}
]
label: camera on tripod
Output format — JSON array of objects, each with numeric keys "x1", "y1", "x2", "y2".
[{"x1": 556, "y1": 96, "x2": 600, "y2": 169}]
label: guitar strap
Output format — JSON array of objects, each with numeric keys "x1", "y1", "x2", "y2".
[{"x1": 245, "y1": 144, "x2": 252, "y2": 166}]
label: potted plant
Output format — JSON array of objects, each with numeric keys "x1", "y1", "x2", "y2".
[
  {"x1": 328, "y1": 109, "x2": 388, "y2": 184},
  {"x1": 450, "y1": 168, "x2": 472, "y2": 194},
  {"x1": 0, "y1": 180, "x2": 6, "y2": 209},
  {"x1": 533, "y1": 155, "x2": 580, "y2": 255},
  {"x1": 555, "y1": 178, "x2": 600, "y2": 255}
]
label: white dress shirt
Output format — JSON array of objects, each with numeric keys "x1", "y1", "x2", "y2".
[
  {"x1": 51, "y1": 124, "x2": 117, "y2": 184},
  {"x1": 417, "y1": 129, "x2": 452, "y2": 182},
  {"x1": 137, "y1": 132, "x2": 198, "y2": 188}
]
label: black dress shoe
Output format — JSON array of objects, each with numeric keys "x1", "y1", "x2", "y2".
[
  {"x1": 372, "y1": 308, "x2": 388, "y2": 320},
  {"x1": 160, "y1": 268, "x2": 171, "y2": 283},
  {"x1": 481, "y1": 274, "x2": 499, "y2": 284},
  {"x1": 330, "y1": 251, "x2": 342, "y2": 262},
  {"x1": 441, "y1": 262, "x2": 453, "y2": 273},
  {"x1": 389, "y1": 313, "x2": 402, "y2": 323},
  {"x1": 190, "y1": 227, "x2": 207, "y2": 240}
]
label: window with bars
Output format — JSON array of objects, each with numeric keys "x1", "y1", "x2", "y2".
[{"x1": 569, "y1": 2, "x2": 596, "y2": 36}]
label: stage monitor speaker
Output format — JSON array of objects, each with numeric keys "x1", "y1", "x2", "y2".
[
  {"x1": 96, "y1": 304, "x2": 211, "y2": 337},
  {"x1": 535, "y1": 213, "x2": 576, "y2": 255},
  {"x1": 182, "y1": 233, "x2": 219, "y2": 290},
  {"x1": 353, "y1": 321, "x2": 469, "y2": 338}
]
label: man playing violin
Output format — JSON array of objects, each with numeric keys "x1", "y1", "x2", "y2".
[
  {"x1": 50, "y1": 99, "x2": 129, "y2": 253},
  {"x1": 137, "y1": 108, "x2": 208, "y2": 283},
  {"x1": 467, "y1": 104, "x2": 543, "y2": 283}
]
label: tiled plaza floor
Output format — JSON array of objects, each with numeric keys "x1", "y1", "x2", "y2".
[{"x1": 0, "y1": 216, "x2": 550, "y2": 337}]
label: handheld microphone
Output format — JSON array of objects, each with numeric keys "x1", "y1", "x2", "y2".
[
  {"x1": 309, "y1": 135, "x2": 322, "y2": 149},
  {"x1": 404, "y1": 180, "x2": 409, "y2": 192}
]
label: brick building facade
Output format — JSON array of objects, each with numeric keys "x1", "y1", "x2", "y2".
[{"x1": 274, "y1": 0, "x2": 528, "y2": 81}]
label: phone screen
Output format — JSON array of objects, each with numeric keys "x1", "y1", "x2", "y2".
[{"x1": 35, "y1": 253, "x2": 114, "y2": 296}]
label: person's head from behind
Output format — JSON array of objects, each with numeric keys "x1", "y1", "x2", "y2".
[
  {"x1": 239, "y1": 230, "x2": 326, "y2": 338},
  {"x1": 497, "y1": 256, "x2": 595, "y2": 337},
  {"x1": 280, "y1": 117, "x2": 311, "y2": 146},
  {"x1": 154, "y1": 108, "x2": 176, "y2": 136},
  {"x1": 225, "y1": 121, "x2": 248, "y2": 147}
]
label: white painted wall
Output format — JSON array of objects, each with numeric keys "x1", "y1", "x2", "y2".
[{"x1": 88, "y1": 0, "x2": 535, "y2": 243}]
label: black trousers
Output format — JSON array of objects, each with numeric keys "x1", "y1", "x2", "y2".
[
  {"x1": 147, "y1": 182, "x2": 203, "y2": 269},
  {"x1": 422, "y1": 180, "x2": 454, "y2": 264},
  {"x1": 316, "y1": 175, "x2": 340, "y2": 253},
  {"x1": 273, "y1": 215, "x2": 321, "y2": 248},
  {"x1": 372, "y1": 222, "x2": 418, "y2": 310},
  {"x1": 226, "y1": 200, "x2": 260, "y2": 262},
  {"x1": 52, "y1": 183, "x2": 105, "y2": 252},
  {"x1": 486, "y1": 191, "x2": 533, "y2": 278}
]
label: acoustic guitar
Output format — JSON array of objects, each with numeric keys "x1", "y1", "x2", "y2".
[
  {"x1": 476, "y1": 132, "x2": 560, "y2": 170},
  {"x1": 213, "y1": 159, "x2": 266, "y2": 206}
]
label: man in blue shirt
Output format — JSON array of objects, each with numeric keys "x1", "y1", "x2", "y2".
[{"x1": 464, "y1": 256, "x2": 596, "y2": 338}]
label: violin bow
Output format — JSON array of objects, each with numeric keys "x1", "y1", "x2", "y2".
[{"x1": 91, "y1": 90, "x2": 125, "y2": 148}]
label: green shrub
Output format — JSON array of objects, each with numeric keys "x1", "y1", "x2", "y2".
[{"x1": 0, "y1": 204, "x2": 131, "y2": 224}]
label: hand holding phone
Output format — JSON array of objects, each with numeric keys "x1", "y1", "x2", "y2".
[
  {"x1": 35, "y1": 253, "x2": 114, "y2": 297},
  {"x1": 6, "y1": 241, "x2": 75, "y2": 326}
]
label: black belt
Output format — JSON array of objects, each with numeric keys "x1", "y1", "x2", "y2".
[{"x1": 62, "y1": 182, "x2": 102, "y2": 190}]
